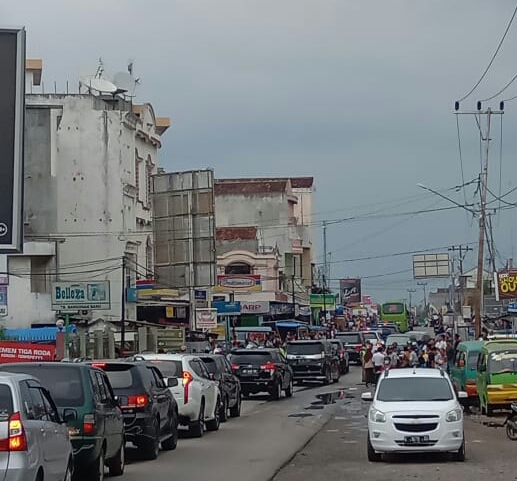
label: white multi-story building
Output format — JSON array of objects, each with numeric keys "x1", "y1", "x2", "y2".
[{"x1": 0, "y1": 60, "x2": 170, "y2": 329}]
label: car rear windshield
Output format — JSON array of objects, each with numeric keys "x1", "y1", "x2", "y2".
[
  {"x1": 101, "y1": 365, "x2": 137, "y2": 390},
  {"x1": 337, "y1": 333, "x2": 361, "y2": 344},
  {"x1": 286, "y1": 343, "x2": 324, "y2": 355},
  {"x1": 0, "y1": 384, "x2": 13, "y2": 420},
  {"x1": 377, "y1": 378, "x2": 453, "y2": 402},
  {"x1": 467, "y1": 352, "x2": 479, "y2": 370},
  {"x1": 148, "y1": 360, "x2": 182, "y2": 378},
  {"x1": 0, "y1": 365, "x2": 85, "y2": 407},
  {"x1": 363, "y1": 333, "x2": 378, "y2": 340},
  {"x1": 230, "y1": 352, "x2": 272, "y2": 365},
  {"x1": 489, "y1": 351, "x2": 517, "y2": 373},
  {"x1": 387, "y1": 336, "x2": 410, "y2": 346}
]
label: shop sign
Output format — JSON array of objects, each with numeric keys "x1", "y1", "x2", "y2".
[
  {"x1": 241, "y1": 301, "x2": 270, "y2": 314},
  {"x1": 0, "y1": 342, "x2": 55, "y2": 363},
  {"x1": 496, "y1": 270, "x2": 517, "y2": 300},
  {"x1": 195, "y1": 308, "x2": 218, "y2": 330},
  {"x1": 213, "y1": 301, "x2": 241, "y2": 315},
  {"x1": 0, "y1": 286, "x2": 6, "y2": 317},
  {"x1": 51, "y1": 281, "x2": 110, "y2": 310},
  {"x1": 215, "y1": 275, "x2": 262, "y2": 292}
]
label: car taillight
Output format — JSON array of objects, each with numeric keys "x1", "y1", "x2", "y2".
[
  {"x1": 339, "y1": 349, "x2": 345, "y2": 356},
  {"x1": 83, "y1": 414, "x2": 96, "y2": 435},
  {"x1": 183, "y1": 371, "x2": 193, "y2": 405},
  {"x1": 0, "y1": 412, "x2": 27, "y2": 452},
  {"x1": 355, "y1": 345, "x2": 362, "y2": 352},
  {"x1": 126, "y1": 395, "x2": 149, "y2": 409},
  {"x1": 231, "y1": 364, "x2": 240, "y2": 370},
  {"x1": 260, "y1": 362, "x2": 276, "y2": 373}
]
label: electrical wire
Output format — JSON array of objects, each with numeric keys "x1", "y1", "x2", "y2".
[
  {"x1": 457, "y1": 1, "x2": 517, "y2": 102},
  {"x1": 481, "y1": 71, "x2": 517, "y2": 102}
]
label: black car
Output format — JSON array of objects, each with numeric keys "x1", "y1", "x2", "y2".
[
  {"x1": 285, "y1": 340, "x2": 340, "y2": 384},
  {"x1": 0, "y1": 362, "x2": 126, "y2": 480},
  {"x1": 330, "y1": 339, "x2": 350, "y2": 374},
  {"x1": 229, "y1": 348, "x2": 294, "y2": 400},
  {"x1": 91, "y1": 361, "x2": 179, "y2": 460},
  {"x1": 336, "y1": 331, "x2": 366, "y2": 365},
  {"x1": 199, "y1": 354, "x2": 242, "y2": 421}
]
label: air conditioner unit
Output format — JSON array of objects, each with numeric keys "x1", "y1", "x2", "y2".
[{"x1": 78, "y1": 309, "x2": 92, "y2": 320}]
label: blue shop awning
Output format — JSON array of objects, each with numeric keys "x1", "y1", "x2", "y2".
[{"x1": 5, "y1": 325, "x2": 76, "y2": 342}]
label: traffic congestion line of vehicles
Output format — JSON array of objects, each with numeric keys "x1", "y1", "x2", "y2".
[{"x1": 0, "y1": 340, "x2": 350, "y2": 481}]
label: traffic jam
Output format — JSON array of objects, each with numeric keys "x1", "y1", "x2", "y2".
[{"x1": 0, "y1": 322, "x2": 353, "y2": 481}]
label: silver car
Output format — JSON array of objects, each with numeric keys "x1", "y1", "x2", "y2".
[{"x1": 0, "y1": 372, "x2": 73, "y2": 481}]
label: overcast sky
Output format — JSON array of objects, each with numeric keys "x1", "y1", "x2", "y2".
[{"x1": 3, "y1": 0, "x2": 517, "y2": 304}]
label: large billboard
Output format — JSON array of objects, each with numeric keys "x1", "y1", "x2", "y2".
[
  {"x1": 412, "y1": 253, "x2": 450, "y2": 279},
  {"x1": 495, "y1": 270, "x2": 517, "y2": 301},
  {"x1": 51, "y1": 281, "x2": 111, "y2": 311},
  {"x1": 0, "y1": 28, "x2": 25, "y2": 253},
  {"x1": 340, "y1": 278, "x2": 361, "y2": 304}
]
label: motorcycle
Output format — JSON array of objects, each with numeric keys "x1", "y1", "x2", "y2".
[{"x1": 505, "y1": 402, "x2": 517, "y2": 440}]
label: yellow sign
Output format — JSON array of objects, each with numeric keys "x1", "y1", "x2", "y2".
[
  {"x1": 166, "y1": 306, "x2": 174, "y2": 318},
  {"x1": 137, "y1": 288, "x2": 179, "y2": 299},
  {"x1": 210, "y1": 325, "x2": 226, "y2": 339}
]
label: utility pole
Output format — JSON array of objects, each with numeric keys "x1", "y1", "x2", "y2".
[
  {"x1": 407, "y1": 289, "x2": 416, "y2": 314},
  {"x1": 291, "y1": 275, "x2": 296, "y2": 318},
  {"x1": 120, "y1": 256, "x2": 126, "y2": 358},
  {"x1": 417, "y1": 282, "x2": 428, "y2": 318},
  {"x1": 322, "y1": 221, "x2": 328, "y2": 323},
  {"x1": 455, "y1": 107, "x2": 503, "y2": 338}
]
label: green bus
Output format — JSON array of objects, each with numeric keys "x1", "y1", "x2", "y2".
[{"x1": 380, "y1": 301, "x2": 410, "y2": 332}]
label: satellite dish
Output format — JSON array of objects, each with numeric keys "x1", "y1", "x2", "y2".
[
  {"x1": 81, "y1": 76, "x2": 117, "y2": 94},
  {"x1": 113, "y1": 71, "x2": 139, "y2": 96}
]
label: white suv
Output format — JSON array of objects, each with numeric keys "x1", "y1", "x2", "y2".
[
  {"x1": 362, "y1": 368, "x2": 468, "y2": 462},
  {"x1": 137, "y1": 353, "x2": 221, "y2": 437}
]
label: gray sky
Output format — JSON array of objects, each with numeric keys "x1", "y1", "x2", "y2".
[{"x1": 3, "y1": 0, "x2": 517, "y2": 304}]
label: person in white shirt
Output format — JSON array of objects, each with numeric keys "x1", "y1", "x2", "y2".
[
  {"x1": 372, "y1": 346, "x2": 386, "y2": 384},
  {"x1": 435, "y1": 335, "x2": 447, "y2": 351}
]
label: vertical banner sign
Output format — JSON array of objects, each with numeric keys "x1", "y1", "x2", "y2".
[
  {"x1": 340, "y1": 278, "x2": 362, "y2": 304},
  {"x1": 0, "y1": 27, "x2": 25, "y2": 253}
]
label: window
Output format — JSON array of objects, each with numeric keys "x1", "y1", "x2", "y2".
[
  {"x1": 146, "y1": 237, "x2": 153, "y2": 277},
  {"x1": 286, "y1": 342, "x2": 324, "y2": 356},
  {"x1": 95, "y1": 372, "x2": 110, "y2": 403},
  {"x1": 30, "y1": 257, "x2": 49, "y2": 293},
  {"x1": 376, "y1": 378, "x2": 453, "y2": 402},
  {"x1": 150, "y1": 368, "x2": 166, "y2": 389},
  {"x1": 149, "y1": 360, "x2": 182, "y2": 378},
  {"x1": 0, "y1": 384, "x2": 13, "y2": 420},
  {"x1": 225, "y1": 263, "x2": 251, "y2": 275},
  {"x1": 467, "y1": 352, "x2": 479, "y2": 370},
  {"x1": 19, "y1": 381, "x2": 35, "y2": 419},
  {"x1": 382, "y1": 303, "x2": 405, "y2": 315},
  {"x1": 145, "y1": 157, "x2": 153, "y2": 208},
  {"x1": 189, "y1": 360, "x2": 205, "y2": 378},
  {"x1": 135, "y1": 154, "x2": 140, "y2": 199}
]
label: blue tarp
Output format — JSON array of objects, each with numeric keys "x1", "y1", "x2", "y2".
[
  {"x1": 275, "y1": 321, "x2": 308, "y2": 329},
  {"x1": 5, "y1": 325, "x2": 77, "y2": 342}
]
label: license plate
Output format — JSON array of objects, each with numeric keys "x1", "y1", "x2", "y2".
[
  {"x1": 242, "y1": 369, "x2": 257, "y2": 375},
  {"x1": 404, "y1": 435, "x2": 429, "y2": 444}
]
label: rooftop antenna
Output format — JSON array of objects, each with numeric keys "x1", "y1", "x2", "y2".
[{"x1": 113, "y1": 60, "x2": 141, "y2": 98}]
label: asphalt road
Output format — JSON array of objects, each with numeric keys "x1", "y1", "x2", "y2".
[
  {"x1": 274, "y1": 367, "x2": 517, "y2": 481},
  {"x1": 120, "y1": 376, "x2": 350, "y2": 481}
]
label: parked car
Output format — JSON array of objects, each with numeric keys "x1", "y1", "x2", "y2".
[
  {"x1": 90, "y1": 360, "x2": 178, "y2": 459},
  {"x1": 135, "y1": 353, "x2": 222, "y2": 438},
  {"x1": 286, "y1": 340, "x2": 340, "y2": 384},
  {"x1": 362, "y1": 368, "x2": 467, "y2": 462},
  {"x1": 199, "y1": 354, "x2": 242, "y2": 421},
  {"x1": 336, "y1": 331, "x2": 366, "y2": 365},
  {"x1": 330, "y1": 339, "x2": 350, "y2": 374},
  {"x1": 0, "y1": 372, "x2": 73, "y2": 481},
  {"x1": 229, "y1": 348, "x2": 294, "y2": 400},
  {"x1": 0, "y1": 362, "x2": 125, "y2": 480},
  {"x1": 408, "y1": 331, "x2": 432, "y2": 345},
  {"x1": 361, "y1": 331, "x2": 384, "y2": 346},
  {"x1": 449, "y1": 340, "x2": 484, "y2": 407},
  {"x1": 385, "y1": 334, "x2": 412, "y2": 348}
]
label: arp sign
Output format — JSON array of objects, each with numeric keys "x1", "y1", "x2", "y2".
[
  {"x1": 0, "y1": 28, "x2": 25, "y2": 253},
  {"x1": 241, "y1": 301, "x2": 269, "y2": 314}
]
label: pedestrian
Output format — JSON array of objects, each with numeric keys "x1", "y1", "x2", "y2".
[
  {"x1": 363, "y1": 343, "x2": 375, "y2": 387},
  {"x1": 372, "y1": 345, "x2": 385, "y2": 384}
]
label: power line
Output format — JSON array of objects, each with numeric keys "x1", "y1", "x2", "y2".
[
  {"x1": 481, "y1": 71, "x2": 517, "y2": 102},
  {"x1": 456, "y1": 1, "x2": 517, "y2": 103}
]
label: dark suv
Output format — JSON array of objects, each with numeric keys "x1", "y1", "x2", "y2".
[
  {"x1": 229, "y1": 349, "x2": 294, "y2": 400},
  {"x1": 336, "y1": 331, "x2": 366, "y2": 365},
  {"x1": 199, "y1": 354, "x2": 242, "y2": 421},
  {"x1": 0, "y1": 362, "x2": 125, "y2": 480},
  {"x1": 91, "y1": 361, "x2": 178, "y2": 460},
  {"x1": 330, "y1": 339, "x2": 350, "y2": 375},
  {"x1": 286, "y1": 340, "x2": 340, "y2": 384}
]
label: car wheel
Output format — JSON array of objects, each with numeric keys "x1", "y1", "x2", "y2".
[
  {"x1": 220, "y1": 396, "x2": 228, "y2": 423},
  {"x1": 189, "y1": 401, "x2": 205, "y2": 438},
  {"x1": 367, "y1": 436, "x2": 381, "y2": 462},
  {"x1": 142, "y1": 418, "x2": 160, "y2": 460},
  {"x1": 88, "y1": 448, "x2": 105, "y2": 481},
  {"x1": 229, "y1": 393, "x2": 241, "y2": 417},
  {"x1": 107, "y1": 440, "x2": 125, "y2": 476},
  {"x1": 285, "y1": 378, "x2": 294, "y2": 398},
  {"x1": 206, "y1": 397, "x2": 221, "y2": 431},
  {"x1": 270, "y1": 380, "x2": 282, "y2": 401},
  {"x1": 161, "y1": 415, "x2": 178, "y2": 451},
  {"x1": 453, "y1": 440, "x2": 465, "y2": 461}
]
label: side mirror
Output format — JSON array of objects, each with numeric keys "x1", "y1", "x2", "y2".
[
  {"x1": 361, "y1": 392, "x2": 373, "y2": 402},
  {"x1": 167, "y1": 377, "x2": 179, "y2": 388},
  {"x1": 457, "y1": 391, "x2": 468, "y2": 399},
  {"x1": 62, "y1": 408, "x2": 77, "y2": 423}
]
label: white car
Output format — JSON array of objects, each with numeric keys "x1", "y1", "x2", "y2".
[
  {"x1": 362, "y1": 368, "x2": 467, "y2": 462},
  {"x1": 137, "y1": 353, "x2": 221, "y2": 437}
]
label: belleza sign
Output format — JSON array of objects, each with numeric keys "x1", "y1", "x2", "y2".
[{"x1": 51, "y1": 281, "x2": 111, "y2": 310}]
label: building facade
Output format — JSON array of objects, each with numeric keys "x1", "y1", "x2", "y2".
[{"x1": 0, "y1": 60, "x2": 169, "y2": 329}]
